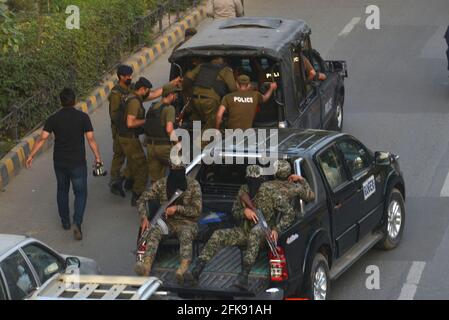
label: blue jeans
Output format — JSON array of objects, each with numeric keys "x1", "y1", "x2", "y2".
[{"x1": 54, "y1": 163, "x2": 88, "y2": 226}]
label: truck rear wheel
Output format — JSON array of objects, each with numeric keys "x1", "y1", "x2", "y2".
[
  {"x1": 307, "y1": 253, "x2": 330, "y2": 300},
  {"x1": 377, "y1": 188, "x2": 405, "y2": 250}
]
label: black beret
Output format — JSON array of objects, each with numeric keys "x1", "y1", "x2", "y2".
[
  {"x1": 117, "y1": 65, "x2": 133, "y2": 77},
  {"x1": 135, "y1": 77, "x2": 153, "y2": 90}
]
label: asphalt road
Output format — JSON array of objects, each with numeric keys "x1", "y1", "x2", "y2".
[{"x1": 1, "y1": 0, "x2": 449, "y2": 300}]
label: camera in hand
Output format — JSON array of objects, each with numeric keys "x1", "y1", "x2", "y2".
[{"x1": 93, "y1": 161, "x2": 107, "y2": 177}]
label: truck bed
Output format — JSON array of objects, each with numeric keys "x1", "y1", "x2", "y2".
[{"x1": 152, "y1": 247, "x2": 270, "y2": 298}]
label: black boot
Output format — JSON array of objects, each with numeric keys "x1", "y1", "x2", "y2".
[
  {"x1": 123, "y1": 178, "x2": 134, "y2": 192},
  {"x1": 110, "y1": 178, "x2": 125, "y2": 198},
  {"x1": 131, "y1": 192, "x2": 141, "y2": 207},
  {"x1": 184, "y1": 259, "x2": 206, "y2": 286},
  {"x1": 233, "y1": 264, "x2": 251, "y2": 291}
]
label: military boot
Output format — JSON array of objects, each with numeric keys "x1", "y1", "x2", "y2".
[
  {"x1": 124, "y1": 178, "x2": 134, "y2": 192},
  {"x1": 233, "y1": 264, "x2": 252, "y2": 291},
  {"x1": 131, "y1": 192, "x2": 141, "y2": 207},
  {"x1": 175, "y1": 259, "x2": 191, "y2": 285},
  {"x1": 184, "y1": 259, "x2": 206, "y2": 286},
  {"x1": 134, "y1": 256, "x2": 154, "y2": 277},
  {"x1": 110, "y1": 178, "x2": 125, "y2": 198}
]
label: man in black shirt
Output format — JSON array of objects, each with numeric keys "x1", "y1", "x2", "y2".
[{"x1": 26, "y1": 88, "x2": 102, "y2": 241}]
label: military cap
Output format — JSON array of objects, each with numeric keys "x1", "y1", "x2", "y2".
[
  {"x1": 246, "y1": 165, "x2": 262, "y2": 178},
  {"x1": 162, "y1": 83, "x2": 182, "y2": 97},
  {"x1": 237, "y1": 75, "x2": 251, "y2": 85},
  {"x1": 135, "y1": 77, "x2": 153, "y2": 90},
  {"x1": 117, "y1": 65, "x2": 133, "y2": 77},
  {"x1": 274, "y1": 160, "x2": 292, "y2": 180}
]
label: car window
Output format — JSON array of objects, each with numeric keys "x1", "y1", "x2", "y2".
[
  {"x1": 338, "y1": 140, "x2": 371, "y2": 178},
  {"x1": 318, "y1": 147, "x2": 349, "y2": 190},
  {"x1": 0, "y1": 275, "x2": 7, "y2": 300},
  {"x1": 22, "y1": 244, "x2": 63, "y2": 285},
  {"x1": 0, "y1": 251, "x2": 37, "y2": 300}
]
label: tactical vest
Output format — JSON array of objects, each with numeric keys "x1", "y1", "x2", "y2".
[
  {"x1": 109, "y1": 85, "x2": 129, "y2": 125},
  {"x1": 144, "y1": 102, "x2": 171, "y2": 142},
  {"x1": 117, "y1": 96, "x2": 143, "y2": 137},
  {"x1": 194, "y1": 63, "x2": 229, "y2": 98}
]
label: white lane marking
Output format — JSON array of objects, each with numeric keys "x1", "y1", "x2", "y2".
[
  {"x1": 398, "y1": 261, "x2": 426, "y2": 300},
  {"x1": 440, "y1": 171, "x2": 449, "y2": 197},
  {"x1": 338, "y1": 17, "x2": 362, "y2": 37}
]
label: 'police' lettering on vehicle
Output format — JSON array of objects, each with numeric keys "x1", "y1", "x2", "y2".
[{"x1": 363, "y1": 175, "x2": 376, "y2": 200}]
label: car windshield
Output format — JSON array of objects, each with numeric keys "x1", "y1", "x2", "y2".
[{"x1": 0, "y1": 250, "x2": 37, "y2": 300}]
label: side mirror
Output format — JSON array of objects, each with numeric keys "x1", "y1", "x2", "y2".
[
  {"x1": 375, "y1": 151, "x2": 392, "y2": 165},
  {"x1": 65, "y1": 257, "x2": 81, "y2": 269}
]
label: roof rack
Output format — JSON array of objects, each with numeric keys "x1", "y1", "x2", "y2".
[{"x1": 27, "y1": 274, "x2": 165, "y2": 300}]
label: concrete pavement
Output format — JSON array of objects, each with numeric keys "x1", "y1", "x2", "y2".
[{"x1": 1, "y1": 0, "x2": 449, "y2": 299}]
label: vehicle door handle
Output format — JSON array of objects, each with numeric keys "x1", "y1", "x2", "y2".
[{"x1": 334, "y1": 203, "x2": 343, "y2": 210}]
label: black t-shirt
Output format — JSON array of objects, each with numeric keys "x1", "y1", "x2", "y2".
[{"x1": 43, "y1": 107, "x2": 93, "y2": 167}]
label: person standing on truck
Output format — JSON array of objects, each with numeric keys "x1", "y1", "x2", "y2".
[
  {"x1": 206, "y1": 0, "x2": 244, "y2": 20},
  {"x1": 26, "y1": 88, "x2": 103, "y2": 241},
  {"x1": 108, "y1": 65, "x2": 134, "y2": 197},
  {"x1": 145, "y1": 84, "x2": 181, "y2": 184},
  {"x1": 215, "y1": 75, "x2": 277, "y2": 130},
  {"x1": 135, "y1": 160, "x2": 202, "y2": 284},
  {"x1": 186, "y1": 165, "x2": 295, "y2": 291},
  {"x1": 184, "y1": 56, "x2": 238, "y2": 132}
]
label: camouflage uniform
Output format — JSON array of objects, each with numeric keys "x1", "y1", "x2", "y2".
[
  {"x1": 137, "y1": 177, "x2": 202, "y2": 261},
  {"x1": 271, "y1": 160, "x2": 315, "y2": 204},
  {"x1": 198, "y1": 180, "x2": 295, "y2": 267}
]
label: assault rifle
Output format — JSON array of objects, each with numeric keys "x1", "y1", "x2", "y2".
[
  {"x1": 240, "y1": 193, "x2": 280, "y2": 259},
  {"x1": 136, "y1": 189, "x2": 184, "y2": 262}
]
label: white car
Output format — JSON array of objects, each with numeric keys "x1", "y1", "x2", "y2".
[{"x1": 0, "y1": 234, "x2": 100, "y2": 300}]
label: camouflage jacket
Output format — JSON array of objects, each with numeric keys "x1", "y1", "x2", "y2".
[
  {"x1": 269, "y1": 178, "x2": 315, "y2": 203},
  {"x1": 232, "y1": 181, "x2": 295, "y2": 234},
  {"x1": 137, "y1": 177, "x2": 202, "y2": 224}
]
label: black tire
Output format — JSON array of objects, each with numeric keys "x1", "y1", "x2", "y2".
[
  {"x1": 377, "y1": 188, "x2": 405, "y2": 250},
  {"x1": 306, "y1": 252, "x2": 330, "y2": 300},
  {"x1": 328, "y1": 93, "x2": 344, "y2": 132}
]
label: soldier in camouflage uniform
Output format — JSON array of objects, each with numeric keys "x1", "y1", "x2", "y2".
[
  {"x1": 185, "y1": 165, "x2": 295, "y2": 290},
  {"x1": 270, "y1": 160, "x2": 315, "y2": 207},
  {"x1": 134, "y1": 159, "x2": 202, "y2": 284}
]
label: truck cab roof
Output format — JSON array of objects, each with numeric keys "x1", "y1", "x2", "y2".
[{"x1": 170, "y1": 17, "x2": 311, "y2": 61}]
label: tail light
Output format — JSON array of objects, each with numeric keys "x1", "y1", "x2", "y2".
[{"x1": 270, "y1": 246, "x2": 288, "y2": 282}]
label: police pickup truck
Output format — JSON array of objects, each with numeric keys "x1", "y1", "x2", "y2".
[
  {"x1": 150, "y1": 129, "x2": 405, "y2": 300},
  {"x1": 170, "y1": 17, "x2": 347, "y2": 131}
]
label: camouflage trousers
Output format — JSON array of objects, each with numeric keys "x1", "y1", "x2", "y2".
[
  {"x1": 144, "y1": 221, "x2": 198, "y2": 261},
  {"x1": 198, "y1": 227, "x2": 265, "y2": 267}
]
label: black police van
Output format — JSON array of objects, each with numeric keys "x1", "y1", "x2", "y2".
[
  {"x1": 170, "y1": 17, "x2": 348, "y2": 131},
  {"x1": 152, "y1": 129, "x2": 405, "y2": 300}
]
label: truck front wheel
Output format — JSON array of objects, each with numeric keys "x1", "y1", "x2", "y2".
[
  {"x1": 307, "y1": 253, "x2": 330, "y2": 300},
  {"x1": 328, "y1": 93, "x2": 344, "y2": 132},
  {"x1": 377, "y1": 188, "x2": 405, "y2": 250}
]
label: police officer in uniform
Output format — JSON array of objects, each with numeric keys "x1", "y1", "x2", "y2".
[
  {"x1": 185, "y1": 165, "x2": 296, "y2": 291},
  {"x1": 184, "y1": 56, "x2": 238, "y2": 131},
  {"x1": 118, "y1": 77, "x2": 153, "y2": 206},
  {"x1": 145, "y1": 84, "x2": 181, "y2": 184},
  {"x1": 135, "y1": 159, "x2": 202, "y2": 284},
  {"x1": 215, "y1": 75, "x2": 277, "y2": 130},
  {"x1": 109, "y1": 65, "x2": 134, "y2": 197}
]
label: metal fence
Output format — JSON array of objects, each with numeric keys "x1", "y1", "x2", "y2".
[{"x1": 0, "y1": 0, "x2": 199, "y2": 144}]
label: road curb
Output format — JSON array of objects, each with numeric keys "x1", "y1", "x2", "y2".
[{"x1": 0, "y1": 6, "x2": 207, "y2": 191}]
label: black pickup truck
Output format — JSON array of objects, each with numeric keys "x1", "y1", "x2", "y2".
[
  {"x1": 170, "y1": 17, "x2": 348, "y2": 131},
  {"x1": 152, "y1": 129, "x2": 406, "y2": 300}
]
